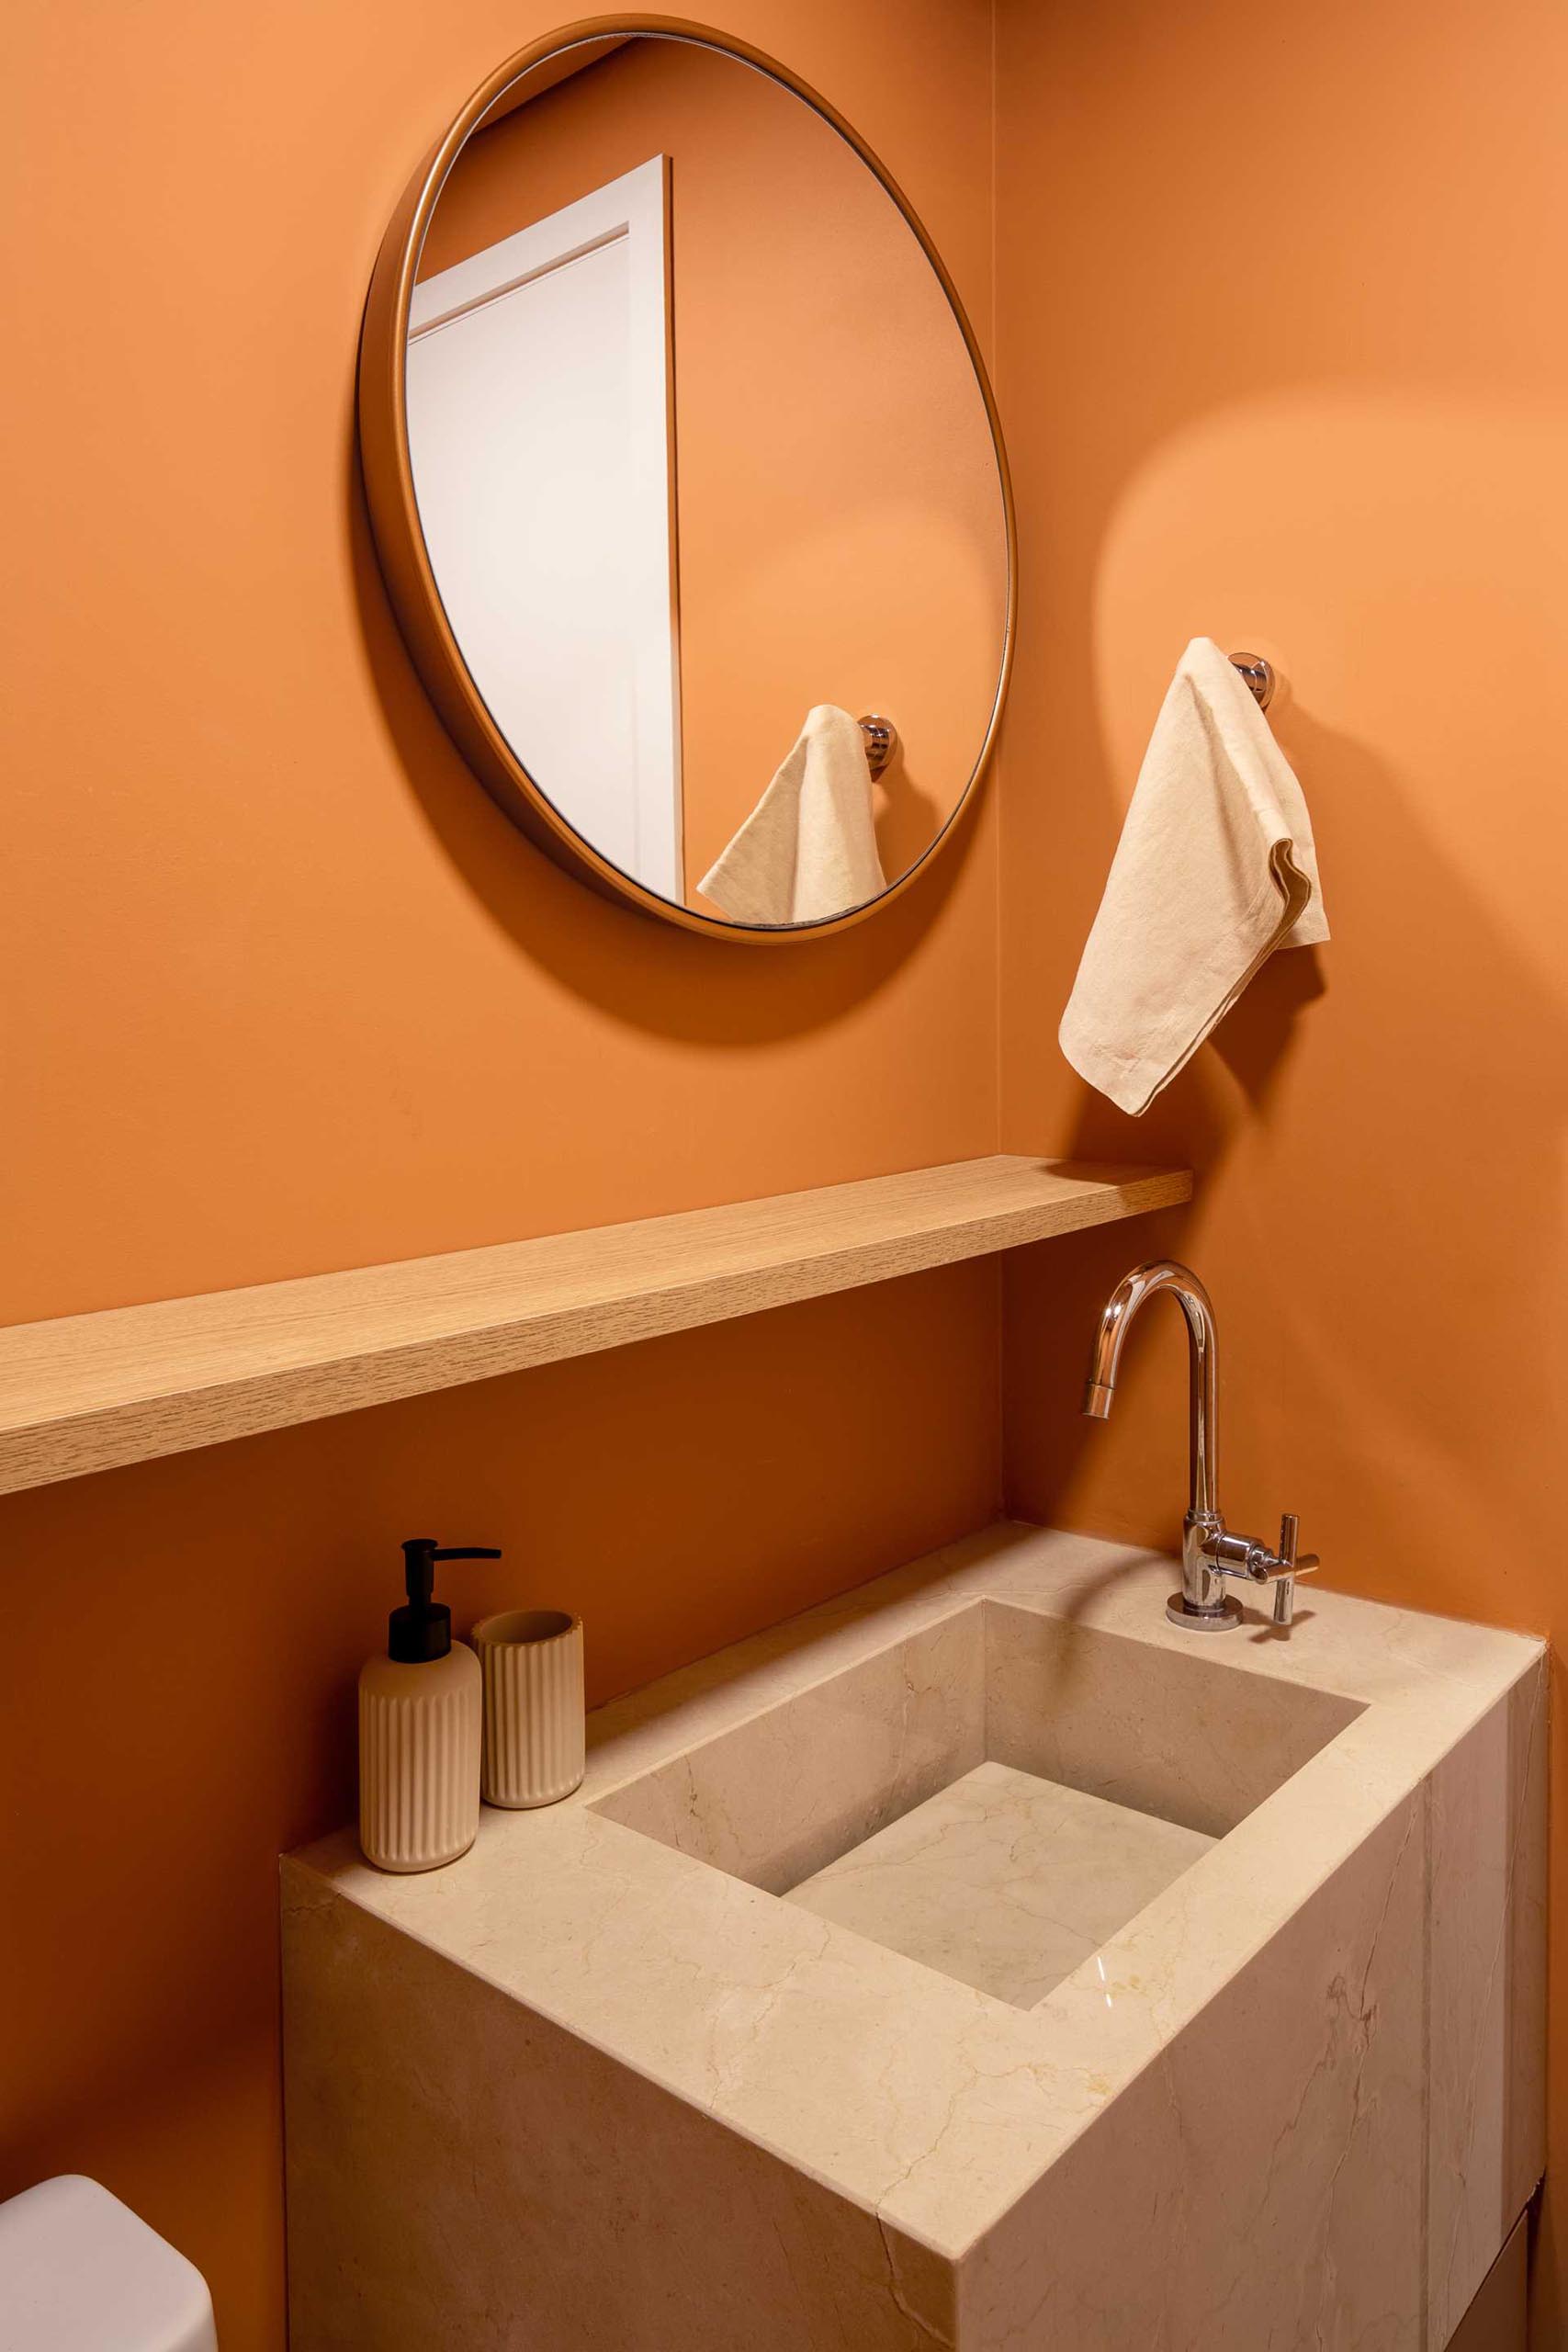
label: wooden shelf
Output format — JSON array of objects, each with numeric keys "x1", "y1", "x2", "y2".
[{"x1": 0, "y1": 1156, "x2": 1190, "y2": 1497}]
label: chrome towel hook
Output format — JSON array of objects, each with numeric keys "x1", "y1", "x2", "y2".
[
  {"x1": 858, "y1": 715, "x2": 898, "y2": 779},
  {"x1": 1229, "y1": 652, "x2": 1277, "y2": 711}
]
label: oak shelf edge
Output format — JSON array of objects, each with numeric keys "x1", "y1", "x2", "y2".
[{"x1": 0, "y1": 1155, "x2": 1192, "y2": 1497}]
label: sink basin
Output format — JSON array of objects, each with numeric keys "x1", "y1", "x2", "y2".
[
  {"x1": 784, "y1": 1758, "x2": 1217, "y2": 2008},
  {"x1": 283, "y1": 1523, "x2": 1544, "y2": 2351},
  {"x1": 592, "y1": 1595, "x2": 1361, "y2": 2013}
]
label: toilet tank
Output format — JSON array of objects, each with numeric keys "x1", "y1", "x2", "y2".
[{"x1": 0, "y1": 2175, "x2": 218, "y2": 2351}]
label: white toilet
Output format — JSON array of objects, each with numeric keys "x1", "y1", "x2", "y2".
[{"x1": 0, "y1": 2176, "x2": 218, "y2": 2351}]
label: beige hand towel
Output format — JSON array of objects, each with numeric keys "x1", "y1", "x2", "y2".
[
  {"x1": 1060, "y1": 638, "x2": 1328, "y2": 1114},
  {"x1": 700, "y1": 705, "x2": 886, "y2": 924}
]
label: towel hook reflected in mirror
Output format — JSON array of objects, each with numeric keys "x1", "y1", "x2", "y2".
[
  {"x1": 859, "y1": 715, "x2": 898, "y2": 780},
  {"x1": 1229, "y1": 652, "x2": 1278, "y2": 710}
]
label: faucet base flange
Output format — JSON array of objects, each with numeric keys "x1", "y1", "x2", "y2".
[{"x1": 1167, "y1": 1591, "x2": 1244, "y2": 1634}]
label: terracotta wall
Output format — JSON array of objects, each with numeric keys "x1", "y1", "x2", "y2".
[
  {"x1": 12, "y1": 0, "x2": 1564, "y2": 2337},
  {"x1": 422, "y1": 36, "x2": 1007, "y2": 900},
  {"x1": 991, "y1": 0, "x2": 1568, "y2": 2324},
  {"x1": 0, "y1": 4, "x2": 999, "y2": 2346}
]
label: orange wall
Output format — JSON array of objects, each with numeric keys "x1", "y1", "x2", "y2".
[
  {"x1": 992, "y1": 0, "x2": 1568, "y2": 2323},
  {"x1": 423, "y1": 38, "x2": 1007, "y2": 901},
  {"x1": 0, "y1": 4, "x2": 999, "y2": 2346},
  {"x1": 13, "y1": 0, "x2": 1563, "y2": 2339}
]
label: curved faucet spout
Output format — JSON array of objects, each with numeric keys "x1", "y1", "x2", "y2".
[
  {"x1": 1081, "y1": 1260, "x2": 1218, "y2": 1524},
  {"x1": 1082, "y1": 1260, "x2": 1316, "y2": 1634}
]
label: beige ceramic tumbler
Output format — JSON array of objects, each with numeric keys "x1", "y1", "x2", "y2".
[{"x1": 473, "y1": 1610, "x2": 585, "y2": 1807}]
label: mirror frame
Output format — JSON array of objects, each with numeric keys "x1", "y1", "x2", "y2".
[{"x1": 358, "y1": 14, "x2": 1017, "y2": 940}]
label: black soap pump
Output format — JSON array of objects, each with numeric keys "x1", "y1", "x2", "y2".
[
  {"x1": 358, "y1": 1537, "x2": 502, "y2": 1872},
  {"x1": 389, "y1": 1537, "x2": 501, "y2": 1661}
]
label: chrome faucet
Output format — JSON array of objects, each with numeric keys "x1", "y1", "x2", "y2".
[{"x1": 1082, "y1": 1261, "x2": 1318, "y2": 1631}]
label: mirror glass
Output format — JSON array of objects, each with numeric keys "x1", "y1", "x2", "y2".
[{"x1": 400, "y1": 30, "x2": 1010, "y2": 931}]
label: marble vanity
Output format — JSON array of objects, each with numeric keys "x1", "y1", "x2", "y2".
[{"x1": 283, "y1": 1523, "x2": 1545, "y2": 2349}]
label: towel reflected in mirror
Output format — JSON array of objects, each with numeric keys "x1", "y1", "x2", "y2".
[{"x1": 698, "y1": 704, "x2": 887, "y2": 925}]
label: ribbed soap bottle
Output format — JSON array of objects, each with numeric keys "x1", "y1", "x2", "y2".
[{"x1": 357, "y1": 1537, "x2": 500, "y2": 1872}]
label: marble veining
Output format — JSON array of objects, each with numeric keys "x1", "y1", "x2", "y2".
[
  {"x1": 283, "y1": 1521, "x2": 1546, "y2": 2350},
  {"x1": 785, "y1": 1759, "x2": 1216, "y2": 2008}
]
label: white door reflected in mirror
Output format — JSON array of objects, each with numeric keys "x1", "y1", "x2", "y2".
[{"x1": 407, "y1": 159, "x2": 682, "y2": 898}]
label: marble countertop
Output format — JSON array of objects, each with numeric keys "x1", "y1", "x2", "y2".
[{"x1": 292, "y1": 1521, "x2": 1543, "y2": 2266}]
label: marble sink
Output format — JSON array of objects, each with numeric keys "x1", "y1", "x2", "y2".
[{"x1": 283, "y1": 1523, "x2": 1545, "y2": 2351}]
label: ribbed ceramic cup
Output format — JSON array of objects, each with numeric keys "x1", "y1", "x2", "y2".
[{"x1": 473, "y1": 1610, "x2": 585, "y2": 1808}]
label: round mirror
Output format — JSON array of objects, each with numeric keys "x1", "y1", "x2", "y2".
[{"x1": 359, "y1": 21, "x2": 1014, "y2": 938}]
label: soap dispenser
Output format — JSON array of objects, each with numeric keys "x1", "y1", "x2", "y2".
[{"x1": 358, "y1": 1538, "x2": 500, "y2": 1873}]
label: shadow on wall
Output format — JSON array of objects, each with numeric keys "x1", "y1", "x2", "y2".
[
  {"x1": 1006, "y1": 706, "x2": 1568, "y2": 1590},
  {"x1": 345, "y1": 459, "x2": 987, "y2": 1046}
]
